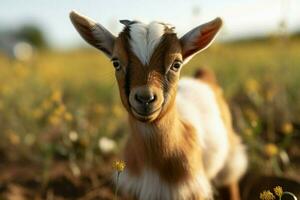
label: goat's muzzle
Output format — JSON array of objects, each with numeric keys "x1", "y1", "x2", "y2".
[{"x1": 129, "y1": 86, "x2": 163, "y2": 122}]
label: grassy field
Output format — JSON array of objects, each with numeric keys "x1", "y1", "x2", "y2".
[{"x1": 0, "y1": 38, "x2": 299, "y2": 199}]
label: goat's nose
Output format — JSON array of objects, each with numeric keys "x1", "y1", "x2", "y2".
[{"x1": 135, "y1": 93, "x2": 156, "y2": 105}]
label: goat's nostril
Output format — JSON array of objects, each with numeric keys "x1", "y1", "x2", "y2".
[
  {"x1": 135, "y1": 94, "x2": 142, "y2": 103},
  {"x1": 135, "y1": 93, "x2": 156, "y2": 104}
]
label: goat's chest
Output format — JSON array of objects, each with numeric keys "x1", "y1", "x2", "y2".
[{"x1": 118, "y1": 168, "x2": 212, "y2": 200}]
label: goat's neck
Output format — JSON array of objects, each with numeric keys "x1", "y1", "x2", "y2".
[
  {"x1": 129, "y1": 105, "x2": 182, "y2": 155},
  {"x1": 126, "y1": 103, "x2": 202, "y2": 183}
]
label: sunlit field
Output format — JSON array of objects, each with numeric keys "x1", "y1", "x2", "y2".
[{"x1": 0, "y1": 37, "x2": 299, "y2": 199}]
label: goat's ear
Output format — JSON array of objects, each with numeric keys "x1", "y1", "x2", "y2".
[
  {"x1": 180, "y1": 17, "x2": 222, "y2": 61},
  {"x1": 70, "y1": 10, "x2": 115, "y2": 58}
]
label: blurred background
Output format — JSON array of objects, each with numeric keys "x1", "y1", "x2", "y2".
[{"x1": 0, "y1": 0, "x2": 299, "y2": 199}]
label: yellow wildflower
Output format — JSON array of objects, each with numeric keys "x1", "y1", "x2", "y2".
[
  {"x1": 42, "y1": 99, "x2": 52, "y2": 111},
  {"x1": 113, "y1": 160, "x2": 126, "y2": 172},
  {"x1": 48, "y1": 115, "x2": 61, "y2": 126},
  {"x1": 244, "y1": 128, "x2": 253, "y2": 136},
  {"x1": 7, "y1": 130, "x2": 20, "y2": 145},
  {"x1": 32, "y1": 108, "x2": 43, "y2": 119},
  {"x1": 106, "y1": 121, "x2": 117, "y2": 134},
  {"x1": 244, "y1": 108, "x2": 258, "y2": 121},
  {"x1": 114, "y1": 160, "x2": 125, "y2": 200},
  {"x1": 266, "y1": 88, "x2": 276, "y2": 102},
  {"x1": 245, "y1": 78, "x2": 259, "y2": 93},
  {"x1": 94, "y1": 104, "x2": 106, "y2": 114},
  {"x1": 54, "y1": 104, "x2": 66, "y2": 116},
  {"x1": 112, "y1": 105, "x2": 123, "y2": 118},
  {"x1": 64, "y1": 112, "x2": 73, "y2": 122},
  {"x1": 264, "y1": 143, "x2": 278, "y2": 157},
  {"x1": 24, "y1": 134, "x2": 35, "y2": 146},
  {"x1": 281, "y1": 122, "x2": 293, "y2": 135},
  {"x1": 260, "y1": 190, "x2": 275, "y2": 200},
  {"x1": 51, "y1": 89, "x2": 62, "y2": 103},
  {"x1": 274, "y1": 186, "x2": 283, "y2": 197},
  {"x1": 2, "y1": 85, "x2": 13, "y2": 96},
  {"x1": 251, "y1": 120, "x2": 258, "y2": 127}
]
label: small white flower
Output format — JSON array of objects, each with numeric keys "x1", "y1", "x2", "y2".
[
  {"x1": 98, "y1": 137, "x2": 116, "y2": 153},
  {"x1": 13, "y1": 41, "x2": 33, "y2": 61},
  {"x1": 70, "y1": 162, "x2": 81, "y2": 177},
  {"x1": 69, "y1": 131, "x2": 78, "y2": 142}
]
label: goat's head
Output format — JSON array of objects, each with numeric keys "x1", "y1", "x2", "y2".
[{"x1": 70, "y1": 11, "x2": 222, "y2": 122}]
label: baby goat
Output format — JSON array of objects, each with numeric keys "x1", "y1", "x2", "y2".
[{"x1": 70, "y1": 11, "x2": 247, "y2": 200}]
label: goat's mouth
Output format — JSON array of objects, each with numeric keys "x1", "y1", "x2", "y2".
[{"x1": 131, "y1": 106, "x2": 162, "y2": 122}]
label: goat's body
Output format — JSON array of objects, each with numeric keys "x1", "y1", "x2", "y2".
[
  {"x1": 69, "y1": 12, "x2": 246, "y2": 200},
  {"x1": 178, "y1": 77, "x2": 248, "y2": 186},
  {"x1": 177, "y1": 78, "x2": 230, "y2": 179},
  {"x1": 119, "y1": 77, "x2": 247, "y2": 200}
]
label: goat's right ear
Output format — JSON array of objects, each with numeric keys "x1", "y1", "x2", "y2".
[
  {"x1": 180, "y1": 17, "x2": 222, "y2": 62},
  {"x1": 69, "y1": 10, "x2": 115, "y2": 58}
]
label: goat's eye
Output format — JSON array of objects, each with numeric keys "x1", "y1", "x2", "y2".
[
  {"x1": 112, "y1": 60, "x2": 121, "y2": 71},
  {"x1": 171, "y1": 61, "x2": 182, "y2": 72}
]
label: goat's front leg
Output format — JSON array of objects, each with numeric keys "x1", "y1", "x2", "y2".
[{"x1": 228, "y1": 182, "x2": 240, "y2": 200}]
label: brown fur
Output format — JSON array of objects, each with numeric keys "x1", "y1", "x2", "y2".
[
  {"x1": 113, "y1": 31, "x2": 183, "y2": 120},
  {"x1": 127, "y1": 107, "x2": 206, "y2": 198},
  {"x1": 194, "y1": 68, "x2": 217, "y2": 84}
]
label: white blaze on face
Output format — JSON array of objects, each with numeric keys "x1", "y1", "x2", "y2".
[{"x1": 129, "y1": 22, "x2": 173, "y2": 65}]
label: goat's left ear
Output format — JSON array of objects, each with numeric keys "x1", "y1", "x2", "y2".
[
  {"x1": 69, "y1": 10, "x2": 115, "y2": 58},
  {"x1": 180, "y1": 17, "x2": 222, "y2": 61}
]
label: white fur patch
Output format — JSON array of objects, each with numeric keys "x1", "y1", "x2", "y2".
[
  {"x1": 216, "y1": 143, "x2": 248, "y2": 186},
  {"x1": 118, "y1": 168, "x2": 212, "y2": 200},
  {"x1": 176, "y1": 78, "x2": 230, "y2": 179},
  {"x1": 129, "y1": 22, "x2": 169, "y2": 65}
]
